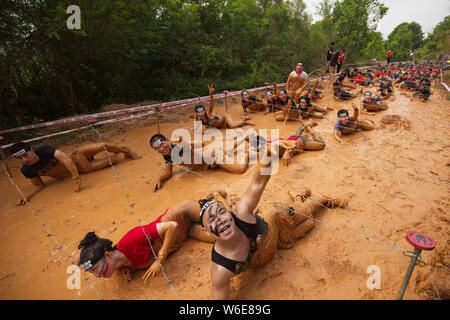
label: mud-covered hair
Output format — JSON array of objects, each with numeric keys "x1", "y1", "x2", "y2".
[{"x1": 78, "y1": 232, "x2": 113, "y2": 271}]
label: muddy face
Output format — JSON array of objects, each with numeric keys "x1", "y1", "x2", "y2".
[
  {"x1": 154, "y1": 140, "x2": 172, "y2": 156},
  {"x1": 88, "y1": 256, "x2": 114, "y2": 278},
  {"x1": 203, "y1": 202, "x2": 235, "y2": 240},
  {"x1": 196, "y1": 108, "x2": 206, "y2": 120},
  {"x1": 339, "y1": 114, "x2": 349, "y2": 125}
]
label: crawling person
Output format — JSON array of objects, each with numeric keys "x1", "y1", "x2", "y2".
[
  {"x1": 296, "y1": 96, "x2": 332, "y2": 120},
  {"x1": 199, "y1": 147, "x2": 347, "y2": 299},
  {"x1": 10, "y1": 141, "x2": 140, "y2": 205},
  {"x1": 77, "y1": 200, "x2": 214, "y2": 282},
  {"x1": 411, "y1": 83, "x2": 431, "y2": 101},
  {"x1": 253, "y1": 121, "x2": 326, "y2": 166},
  {"x1": 333, "y1": 87, "x2": 362, "y2": 101},
  {"x1": 265, "y1": 90, "x2": 282, "y2": 113},
  {"x1": 273, "y1": 89, "x2": 298, "y2": 122},
  {"x1": 195, "y1": 84, "x2": 254, "y2": 129},
  {"x1": 361, "y1": 91, "x2": 388, "y2": 113},
  {"x1": 241, "y1": 90, "x2": 267, "y2": 116},
  {"x1": 150, "y1": 133, "x2": 250, "y2": 192},
  {"x1": 333, "y1": 106, "x2": 375, "y2": 144},
  {"x1": 377, "y1": 77, "x2": 394, "y2": 100}
]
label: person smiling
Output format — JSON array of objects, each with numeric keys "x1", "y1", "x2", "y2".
[
  {"x1": 333, "y1": 106, "x2": 375, "y2": 144},
  {"x1": 195, "y1": 84, "x2": 254, "y2": 129},
  {"x1": 199, "y1": 147, "x2": 347, "y2": 299}
]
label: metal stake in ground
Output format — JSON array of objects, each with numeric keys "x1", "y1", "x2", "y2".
[
  {"x1": 397, "y1": 231, "x2": 436, "y2": 300},
  {"x1": 223, "y1": 90, "x2": 229, "y2": 112}
]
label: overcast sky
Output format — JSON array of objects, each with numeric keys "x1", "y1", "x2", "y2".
[{"x1": 302, "y1": 0, "x2": 450, "y2": 39}]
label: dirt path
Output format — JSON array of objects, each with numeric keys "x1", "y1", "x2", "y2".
[{"x1": 0, "y1": 84, "x2": 448, "y2": 300}]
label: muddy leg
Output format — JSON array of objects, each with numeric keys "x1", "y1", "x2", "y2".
[
  {"x1": 302, "y1": 139, "x2": 326, "y2": 151},
  {"x1": 77, "y1": 143, "x2": 139, "y2": 159},
  {"x1": 224, "y1": 114, "x2": 253, "y2": 128},
  {"x1": 357, "y1": 119, "x2": 375, "y2": 131},
  {"x1": 218, "y1": 151, "x2": 249, "y2": 174}
]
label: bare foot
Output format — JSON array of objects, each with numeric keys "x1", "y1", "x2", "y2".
[{"x1": 288, "y1": 188, "x2": 312, "y2": 202}]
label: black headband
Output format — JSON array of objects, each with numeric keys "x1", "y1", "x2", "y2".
[
  {"x1": 80, "y1": 253, "x2": 104, "y2": 271},
  {"x1": 199, "y1": 200, "x2": 218, "y2": 227}
]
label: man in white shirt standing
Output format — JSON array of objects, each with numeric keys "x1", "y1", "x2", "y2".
[{"x1": 286, "y1": 62, "x2": 308, "y2": 97}]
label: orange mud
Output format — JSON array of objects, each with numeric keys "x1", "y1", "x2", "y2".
[{"x1": 0, "y1": 85, "x2": 449, "y2": 300}]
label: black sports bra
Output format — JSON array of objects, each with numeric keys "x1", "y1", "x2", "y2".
[
  {"x1": 200, "y1": 115, "x2": 220, "y2": 127},
  {"x1": 211, "y1": 211, "x2": 268, "y2": 275}
]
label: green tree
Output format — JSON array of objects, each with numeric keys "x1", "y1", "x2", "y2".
[
  {"x1": 317, "y1": 0, "x2": 388, "y2": 62},
  {"x1": 415, "y1": 15, "x2": 449, "y2": 60}
]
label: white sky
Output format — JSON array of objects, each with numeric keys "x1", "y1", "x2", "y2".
[{"x1": 302, "y1": 0, "x2": 450, "y2": 39}]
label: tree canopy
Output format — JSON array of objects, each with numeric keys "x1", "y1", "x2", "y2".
[{"x1": 0, "y1": 1, "x2": 447, "y2": 130}]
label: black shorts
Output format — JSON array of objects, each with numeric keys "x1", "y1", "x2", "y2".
[{"x1": 331, "y1": 59, "x2": 338, "y2": 67}]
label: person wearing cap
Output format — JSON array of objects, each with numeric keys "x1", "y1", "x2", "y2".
[
  {"x1": 199, "y1": 147, "x2": 347, "y2": 299},
  {"x1": 194, "y1": 84, "x2": 254, "y2": 129},
  {"x1": 9, "y1": 141, "x2": 140, "y2": 205},
  {"x1": 361, "y1": 91, "x2": 388, "y2": 114},
  {"x1": 333, "y1": 105, "x2": 375, "y2": 144},
  {"x1": 149, "y1": 133, "x2": 250, "y2": 192},
  {"x1": 286, "y1": 62, "x2": 308, "y2": 97},
  {"x1": 77, "y1": 200, "x2": 214, "y2": 282}
]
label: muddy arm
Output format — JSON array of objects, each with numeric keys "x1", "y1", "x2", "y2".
[
  {"x1": 17, "y1": 176, "x2": 45, "y2": 205},
  {"x1": 143, "y1": 221, "x2": 180, "y2": 282},
  {"x1": 154, "y1": 162, "x2": 173, "y2": 192}
]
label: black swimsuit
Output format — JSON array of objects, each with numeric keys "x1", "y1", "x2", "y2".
[
  {"x1": 200, "y1": 115, "x2": 220, "y2": 127},
  {"x1": 211, "y1": 211, "x2": 268, "y2": 275}
]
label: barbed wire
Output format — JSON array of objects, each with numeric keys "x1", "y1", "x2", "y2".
[
  {"x1": 0, "y1": 159, "x2": 103, "y2": 300},
  {"x1": 176, "y1": 161, "x2": 442, "y2": 299},
  {"x1": 90, "y1": 126, "x2": 179, "y2": 299}
]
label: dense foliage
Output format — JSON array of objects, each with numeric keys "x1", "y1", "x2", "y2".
[{"x1": 0, "y1": 1, "x2": 446, "y2": 130}]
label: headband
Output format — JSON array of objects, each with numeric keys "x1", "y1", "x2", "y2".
[
  {"x1": 12, "y1": 149, "x2": 27, "y2": 157},
  {"x1": 338, "y1": 110, "x2": 349, "y2": 117},
  {"x1": 152, "y1": 139, "x2": 162, "y2": 149},
  {"x1": 80, "y1": 254, "x2": 103, "y2": 271},
  {"x1": 199, "y1": 200, "x2": 217, "y2": 227},
  {"x1": 195, "y1": 105, "x2": 205, "y2": 113}
]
